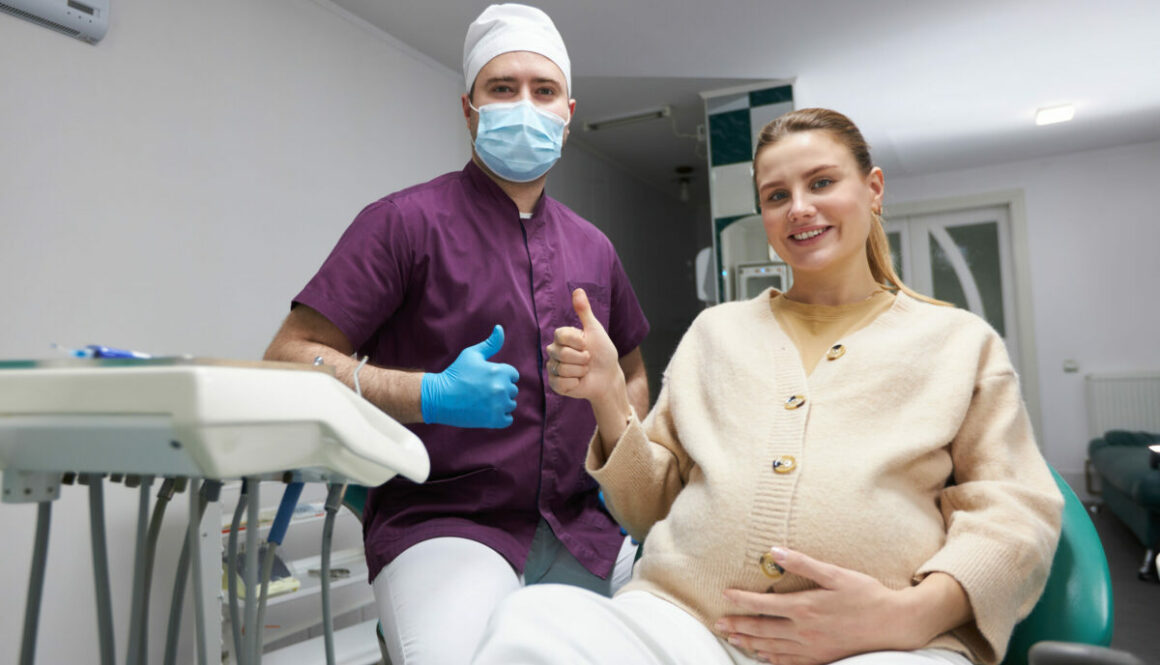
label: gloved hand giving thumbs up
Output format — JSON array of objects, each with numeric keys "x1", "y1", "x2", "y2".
[
  {"x1": 545, "y1": 288, "x2": 624, "y2": 404},
  {"x1": 421, "y1": 324, "x2": 519, "y2": 428}
]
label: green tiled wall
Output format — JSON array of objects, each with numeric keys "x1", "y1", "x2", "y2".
[
  {"x1": 749, "y1": 85, "x2": 793, "y2": 107},
  {"x1": 705, "y1": 83, "x2": 793, "y2": 301},
  {"x1": 709, "y1": 109, "x2": 752, "y2": 166}
]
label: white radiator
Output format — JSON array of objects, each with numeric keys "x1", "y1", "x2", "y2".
[{"x1": 1084, "y1": 371, "x2": 1160, "y2": 438}]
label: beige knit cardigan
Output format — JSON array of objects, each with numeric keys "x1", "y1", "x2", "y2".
[{"x1": 588, "y1": 291, "x2": 1063, "y2": 665}]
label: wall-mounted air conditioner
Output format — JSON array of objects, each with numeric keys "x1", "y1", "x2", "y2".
[{"x1": 0, "y1": 0, "x2": 108, "y2": 44}]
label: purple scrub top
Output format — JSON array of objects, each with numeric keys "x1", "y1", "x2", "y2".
[{"x1": 293, "y1": 161, "x2": 649, "y2": 582}]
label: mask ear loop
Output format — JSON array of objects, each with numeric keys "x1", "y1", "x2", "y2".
[{"x1": 529, "y1": 102, "x2": 569, "y2": 129}]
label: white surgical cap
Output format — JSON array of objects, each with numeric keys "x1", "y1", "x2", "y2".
[{"x1": 463, "y1": 3, "x2": 571, "y2": 96}]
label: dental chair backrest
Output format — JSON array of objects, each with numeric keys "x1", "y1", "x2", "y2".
[{"x1": 1002, "y1": 468, "x2": 1114, "y2": 665}]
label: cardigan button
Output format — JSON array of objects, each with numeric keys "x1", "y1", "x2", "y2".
[
  {"x1": 772, "y1": 456, "x2": 797, "y2": 474},
  {"x1": 784, "y1": 395, "x2": 806, "y2": 410},
  {"x1": 826, "y1": 344, "x2": 846, "y2": 360},
  {"x1": 759, "y1": 551, "x2": 785, "y2": 580}
]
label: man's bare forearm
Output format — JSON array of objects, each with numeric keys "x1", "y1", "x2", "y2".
[{"x1": 263, "y1": 324, "x2": 424, "y2": 424}]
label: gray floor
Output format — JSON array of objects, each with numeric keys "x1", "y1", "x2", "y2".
[{"x1": 1086, "y1": 502, "x2": 1160, "y2": 663}]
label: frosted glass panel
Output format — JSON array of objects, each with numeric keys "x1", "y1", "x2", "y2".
[
  {"x1": 887, "y1": 231, "x2": 904, "y2": 281},
  {"x1": 948, "y1": 222, "x2": 1005, "y2": 335},
  {"x1": 930, "y1": 239, "x2": 968, "y2": 311},
  {"x1": 929, "y1": 221, "x2": 1005, "y2": 336}
]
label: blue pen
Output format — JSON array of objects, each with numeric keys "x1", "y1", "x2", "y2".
[
  {"x1": 56, "y1": 344, "x2": 153, "y2": 359},
  {"x1": 87, "y1": 345, "x2": 152, "y2": 359}
]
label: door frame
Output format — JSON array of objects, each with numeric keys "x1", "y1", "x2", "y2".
[{"x1": 887, "y1": 189, "x2": 1042, "y2": 442}]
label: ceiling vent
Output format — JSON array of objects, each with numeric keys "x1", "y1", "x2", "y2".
[{"x1": 0, "y1": 0, "x2": 109, "y2": 44}]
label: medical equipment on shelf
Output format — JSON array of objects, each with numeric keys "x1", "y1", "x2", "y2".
[
  {"x1": 735, "y1": 262, "x2": 792, "y2": 300},
  {"x1": 0, "y1": 356, "x2": 429, "y2": 665}
]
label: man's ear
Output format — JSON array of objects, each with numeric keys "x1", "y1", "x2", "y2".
[
  {"x1": 461, "y1": 93, "x2": 472, "y2": 122},
  {"x1": 562, "y1": 98, "x2": 577, "y2": 142}
]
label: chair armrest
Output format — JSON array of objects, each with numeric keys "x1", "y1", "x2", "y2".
[
  {"x1": 1029, "y1": 641, "x2": 1146, "y2": 665},
  {"x1": 1102, "y1": 430, "x2": 1160, "y2": 448},
  {"x1": 341, "y1": 484, "x2": 370, "y2": 521}
]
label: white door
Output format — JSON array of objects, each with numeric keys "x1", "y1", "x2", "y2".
[{"x1": 884, "y1": 205, "x2": 1020, "y2": 368}]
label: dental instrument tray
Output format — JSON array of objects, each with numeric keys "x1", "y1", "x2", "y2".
[{"x1": 0, "y1": 357, "x2": 429, "y2": 495}]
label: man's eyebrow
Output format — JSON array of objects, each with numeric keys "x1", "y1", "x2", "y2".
[{"x1": 480, "y1": 75, "x2": 562, "y2": 87}]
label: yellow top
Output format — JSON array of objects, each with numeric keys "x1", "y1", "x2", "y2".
[{"x1": 769, "y1": 288, "x2": 896, "y2": 374}]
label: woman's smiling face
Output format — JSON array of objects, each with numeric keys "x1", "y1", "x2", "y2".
[{"x1": 755, "y1": 129, "x2": 884, "y2": 279}]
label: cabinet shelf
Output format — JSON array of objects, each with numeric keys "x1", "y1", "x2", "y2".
[
  {"x1": 219, "y1": 501, "x2": 328, "y2": 535},
  {"x1": 263, "y1": 618, "x2": 381, "y2": 665},
  {"x1": 217, "y1": 482, "x2": 375, "y2": 664}
]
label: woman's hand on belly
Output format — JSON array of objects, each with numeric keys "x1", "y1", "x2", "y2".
[{"x1": 716, "y1": 547, "x2": 968, "y2": 664}]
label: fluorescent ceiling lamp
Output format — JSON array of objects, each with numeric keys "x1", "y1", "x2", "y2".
[
  {"x1": 1035, "y1": 104, "x2": 1075, "y2": 126},
  {"x1": 584, "y1": 105, "x2": 671, "y2": 131}
]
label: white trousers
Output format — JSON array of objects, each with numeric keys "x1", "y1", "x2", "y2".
[
  {"x1": 372, "y1": 520, "x2": 637, "y2": 665},
  {"x1": 472, "y1": 585, "x2": 976, "y2": 665}
]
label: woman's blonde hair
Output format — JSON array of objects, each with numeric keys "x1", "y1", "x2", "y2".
[{"x1": 753, "y1": 108, "x2": 947, "y2": 306}]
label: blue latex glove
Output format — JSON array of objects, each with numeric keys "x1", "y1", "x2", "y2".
[{"x1": 420, "y1": 325, "x2": 519, "y2": 428}]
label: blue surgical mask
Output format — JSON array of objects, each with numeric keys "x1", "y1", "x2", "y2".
[{"x1": 470, "y1": 99, "x2": 567, "y2": 183}]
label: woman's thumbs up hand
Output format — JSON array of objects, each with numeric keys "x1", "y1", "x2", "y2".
[{"x1": 545, "y1": 288, "x2": 623, "y2": 404}]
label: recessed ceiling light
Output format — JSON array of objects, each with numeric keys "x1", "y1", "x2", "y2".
[{"x1": 1035, "y1": 104, "x2": 1075, "y2": 126}]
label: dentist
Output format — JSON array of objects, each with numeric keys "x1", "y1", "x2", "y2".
[{"x1": 263, "y1": 4, "x2": 650, "y2": 664}]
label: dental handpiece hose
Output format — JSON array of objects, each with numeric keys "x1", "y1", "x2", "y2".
[
  {"x1": 252, "y1": 481, "x2": 304, "y2": 665},
  {"x1": 321, "y1": 482, "x2": 348, "y2": 665},
  {"x1": 133, "y1": 477, "x2": 178, "y2": 664},
  {"x1": 162, "y1": 480, "x2": 220, "y2": 665},
  {"x1": 19, "y1": 501, "x2": 52, "y2": 665},
  {"x1": 125, "y1": 475, "x2": 155, "y2": 665},
  {"x1": 228, "y1": 480, "x2": 248, "y2": 664},
  {"x1": 87, "y1": 474, "x2": 116, "y2": 665},
  {"x1": 243, "y1": 480, "x2": 261, "y2": 665},
  {"x1": 188, "y1": 479, "x2": 210, "y2": 665}
]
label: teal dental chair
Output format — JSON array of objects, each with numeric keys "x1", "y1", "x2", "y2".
[
  {"x1": 339, "y1": 484, "x2": 394, "y2": 664},
  {"x1": 1002, "y1": 469, "x2": 1136, "y2": 665}
]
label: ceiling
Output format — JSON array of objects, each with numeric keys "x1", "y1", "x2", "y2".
[{"x1": 332, "y1": 0, "x2": 1160, "y2": 210}]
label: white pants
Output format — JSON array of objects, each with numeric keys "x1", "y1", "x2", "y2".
[
  {"x1": 372, "y1": 520, "x2": 637, "y2": 665},
  {"x1": 473, "y1": 585, "x2": 975, "y2": 665}
]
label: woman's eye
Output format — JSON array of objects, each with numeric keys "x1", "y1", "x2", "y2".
[
  {"x1": 811, "y1": 178, "x2": 833, "y2": 190},
  {"x1": 767, "y1": 191, "x2": 788, "y2": 203}
]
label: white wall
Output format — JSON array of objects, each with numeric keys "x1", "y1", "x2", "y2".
[
  {"x1": 0, "y1": 0, "x2": 469, "y2": 662},
  {"x1": 1, "y1": 0, "x2": 470, "y2": 361},
  {"x1": 886, "y1": 139, "x2": 1160, "y2": 482}
]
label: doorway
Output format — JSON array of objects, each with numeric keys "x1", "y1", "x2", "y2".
[
  {"x1": 885, "y1": 205, "x2": 1019, "y2": 368},
  {"x1": 884, "y1": 192, "x2": 1042, "y2": 439}
]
